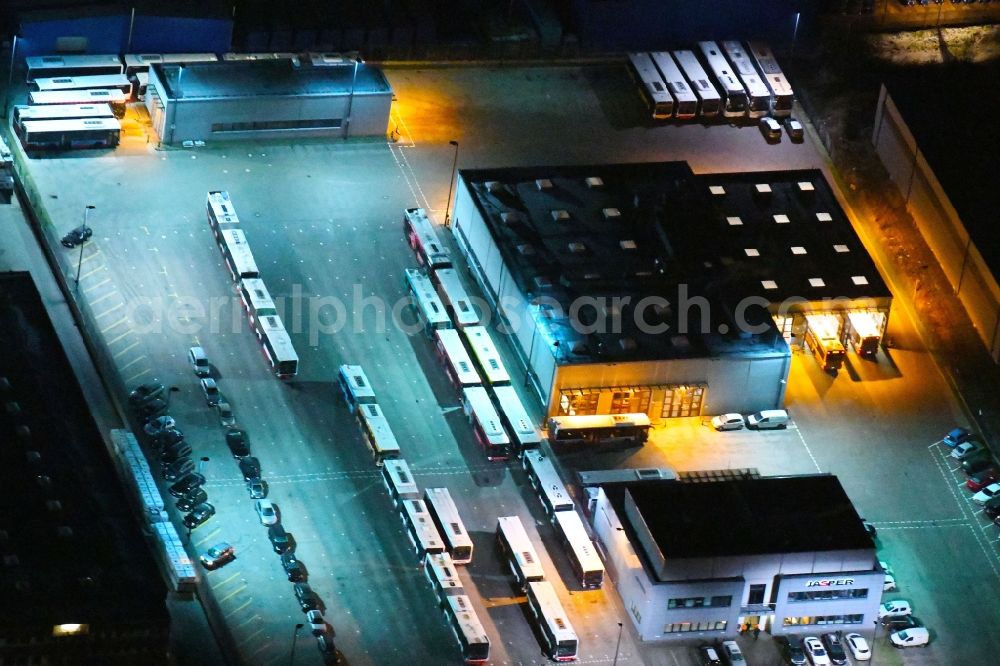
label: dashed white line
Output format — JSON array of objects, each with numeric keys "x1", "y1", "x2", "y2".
[{"x1": 793, "y1": 424, "x2": 822, "y2": 473}]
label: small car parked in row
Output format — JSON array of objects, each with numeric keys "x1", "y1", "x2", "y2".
[
  {"x1": 711, "y1": 413, "x2": 745, "y2": 431},
  {"x1": 844, "y1": 633, "x2": 871, "y2": 661},
  {"x1": 256, "y1": 499, "x2": 278, "y2": 526},
  {"x1": 878, "y1": 599, "x2": 913, "y2": 621},
  {"x1": 951, "y1": 440, "x2": 983, "y2": 460},
  {"x1": 61, "y1": 224, "x2": 93, "y2": 248},
  {"x1": 784, "y1": 117, "x2": 804, "y2": 141},
  {"x1": 943, "y1": 426, "x2": 974, "y2": 448},
  {"x1": 803, "y1": 636, "x2": 830, "y2": 666},
  {"x1": 199, "y1": 542, "x2": 235, "y2": 569},
  {"x1": 183, "y1": 502, "x2": 215, "y2": 529},
  {"x1": 760, "y1": 116, "x2": 782, "y2": 142},
  {"x1": 889, "y1": 627, "x2": 930, "y2": 648},
  {"x1": 200, "y1": 377, "x2": 221, "y2": 406},
  {"x1": 821, "y1": 633, "x2": 847, "y2": 665},
  {"x1": 967, "y1": 467, "x2": 999, "y2": 492},
  {"x1": 188, "y1": 346, "x2": 211, "y2": 377},
  {"x1": 747, "y1": 409, "x2": 789, "y2": 430},
  {"x1": 972, "y1": 481, "x2": 1000, "y2": 505}
]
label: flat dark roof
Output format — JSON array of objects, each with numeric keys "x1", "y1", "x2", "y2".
[{"x1": 606, "y1": 474, "x2": 872, "y2": 560}]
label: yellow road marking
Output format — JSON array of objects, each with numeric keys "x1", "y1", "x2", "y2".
[
  {"x1": 100, "y1": 316, "x2": 129, "y2": 334},
  {"x1": 78, "y1": 264, "x2": 107, "y2": 280},
  {"x1": 83, "y1": 277, "x2": 111, "y2": 293},
  {"x1": 218, "y1": 583, "x2": 247, "y2": 604},
  {"x1": 120, "y1": 354, "x2": 147, "y2": 370},
  {"x1": 113, "y1": 340, "x2": 140, "y2": 358},
  {"x1": 94, "y1": 301, "x2": 124, "y2": 319},
  {"x1": 125, "y1": 367, "x2": 151, "y2": 383},
  {"x1": 88, "y1": 289, "x2": 118, "y2": 306},
  {"x1": 105, "y1": 328, "x2": 133, "y2": 346}
]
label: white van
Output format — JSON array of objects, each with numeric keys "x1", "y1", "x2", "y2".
[
  {"x1": 747, "y1": 409, "x2": 789, "y2": 430},
  {"x1": 889, "y1": 626, "x2": 929, "y2": 648},
  {"x1": 188, "y1": 346, "x2": 210, "y2": 377}
]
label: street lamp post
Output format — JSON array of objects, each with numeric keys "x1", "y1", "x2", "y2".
[
  {"x1": 444, "y1": 140, "x2": 459, "y2": 227},
  {"x1": 612, "y1": 622, "x2": 624, "y2": 665},
  {"x1": 74, "y1": 205, "x2": 96, "y2": 288},
  {"x1": 289, "y1": 623, "x2": 305, "y2": 665},
  {"x1": 344, "y1": 54, "x2": 360, "y2": 139}
]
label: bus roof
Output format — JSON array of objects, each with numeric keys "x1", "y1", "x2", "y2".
[
  {"x1": 20, "y1": 117, "x2": 122, "y2": 133},
  {"x1": 124, "y1": 53, "x2": 219, "y2": 69},
  {"x1": 496, "y1": 515, "x2": 544, "y2": 578},
  {"x1": 649, "y1": 52, "x2": 696, "y2": 105},
  {"x1": 553, "y1": 510, "x2": 605, "y2": 574},
  {"x1": 434, "y1": 268, "x2": 479, "y2": 327},
  {"x1": 258, "y1": 315, "x2": 299, "y2": 361},
  {"x1": 239, "y1": 277, "x2": 276, "y2": 312},
  {"x1": 434, "y1": 329, "x2": 481, "y2": 386},
  {"x1": 207, "y1": 190, "x2": 240, "y2": 226},
  {"x1": 523, "y1": 450, "x2": 573, "y2": 512},
  {"x1": 444, "y1": 595, "x2": 490, "y2": 643},
  {"x1": 29, "y1": 89, "x2": 128, "y2": 105},
  {"x1": 697, "y1": 41, "x2": 746, "y2": 96},
  {"x1": 491, "y1": 385, "x2": 542, "y2": 446},
  {"x1": 404, "y1": 207, "x2": 452, "y2": 267},
  {"x1": 462, "y1": 326, "x2": 510, "y2": 385},
  {"x1": 671, "y1": 50, "x2": 721, "y2": 101},
  {"x1": 358, "y1": 403, "x2": 400, "y2": 450},
  {"x1": 33, "y1": 74, "x2": 131, "y2": 91},
  {"x1": 26, "y1": 54, "x2": 122, "y2": 70},
  {"x1": 383, "y1": 458, "x2": 419, "y2": 496},
  {"x1": 548, "y1": 413, "x2": 652, "y2": 430},
  {"x1": 405, "y1": 268, "x2": 450, "y2": 327},
  {"x1": 339, "y1": 364, "x2": 376, "y2": 401},
  {"x1": 526, "y1": 581, "x2": 578, "y2": 642},
  {"x1": 462, "y1": 387, "x2": 509, "y2": 444},
  {"x1": 14, "y1": 103, "x2": 114, "y2": 121}
]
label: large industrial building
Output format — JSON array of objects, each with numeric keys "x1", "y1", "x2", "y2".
[
  {"x1": 145, "y1": 54, "x2": 393, "y2": 145},
  {"x1": 449, "y1": 162, "x2": 891, "y2": 420},
  {"x1": 587, "y1": 474, "x2": 883, "y2": 641}
]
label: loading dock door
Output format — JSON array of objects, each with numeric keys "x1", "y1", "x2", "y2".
[{"x1": 660, "y1": 384, "x2": 705, "y2": 418}]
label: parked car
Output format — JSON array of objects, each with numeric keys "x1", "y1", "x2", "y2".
[
  {"x1": 144, "y1": 415, "x2": 176, "y2": 437},
  {"x1": 282, "y1": 551, "x2": 306, "y2": 581},
  {"x1": 951, "y1": 440, "x2": 983, "y2": 460},
  {"x1": 61, "y1": 224, "x2": 93, "y2": 248},
  {"x1": 784, "y1": 117, "x2": 804, "y2": 141},
  {"x1": 889, "y1": 627, "x2": 929, "y2": 648},
  {"x1": 967, "y1": 467, "x2": 999, "y2": 492},
  {"x1": 720, "y1": 640, "x2": 745, "y2": 664},
  {"x1": 216, "y1": 400, "x2": 235, "y2": 427},
  {"x1": 152, "y1": 428, "x2": 185, "y2": 449},
  {"x1": 879, "y1": 560, "x2": 893, "y2": 576},
  {"x1": 226, "y1": 429, "x2": 250, "y2": 458},
  {"x1": 803, "y1": 636, "x2": 830, "y2": 665},
  {"x1": 972, "y1": 481, "x2": 1000, "y2": 505},
  {"x1": 943, "y1": 426, "x2": 974, "y2": 448},
  {"x1": 821, "y1": 633, "x2": 847, "y2": 665},
  {"x1": 775, "y1": 636, "x2": 806, "y2": 665},
  {"x1": 183, "y1": 502, "x2": 215, "y2": 529},
  {"x1": 136, "y1": 398, "x2": 168, "y2": 423},
  {"x1": 168, "y1": 473, "x2": 206, "y2": 498},
  {"x1": 199, "y1": 542, "x2": 235, "y2": 569},
  {"x1": 306, "y1": 609, "x2": 327, "y2": 636},
  {"x1": 162, "y1": 457, "x2": 195, "y2": 481},
  {"x1": 239, "y1": 456, "x2": 261, "y2": 482},
  {"x1": 200, "y1": 377, "x2": 220, "y2": 406},
  {"x1": 862, "y1": 519, "x2": 877, "y2": 540},
  {"x1": 268, "y1": 524, "x2": 292, "y2": 554},
  {"x1": 176, "y1": 488, "x2": 208, "y2": 512},
  {"x1": 710, "y1": 413, "x2": 745, "y2": 431},
  {"x1": 697, "y1": 645, "x2": 722, "y2": 665},
  {"x1": 883, "y1": 572, "x2": 897, "y2": 592},
  {"x1": 248, "y1": 479, "x2": 268, "y2": 499},
  {"x1": 883, "y1": 615, "x2": 922, "y2": 632},
  {"x1": 962, "y1": 455, "x2": 995, "y2": 475},
  {"x1": 760, "y1": 116, "x2": 782, "y2": 142},
  {"x1": 746, "y1": 409, "x2": 789, "y2": 429},
  {"x1": 878, "y1": 599, "x2": 913, "y2": 621},
  {"x1": 983, "y1": 495, "x2": 1000, "y2": 519},
  {"x1": 256, "y1": 499, "x2": 278, "y2": 526},
  {"x1": 188, "y1": 346, "x2": 211, "y2": 377},
  {"x1": 129, "y1": 383, "x2": 164, "y2": 406},
  {"x1": 844, "y1": 633, "x2": 870, "y2": 661},
  {"x1": 159, "y1": 442, "x2": 192, "y2": 464},
  {"x1": 293, "y1": 582, "x2": 321, "y2": 612},
  {"x1": 316, "y1": 633, "x2": 336, "y2": 662}
]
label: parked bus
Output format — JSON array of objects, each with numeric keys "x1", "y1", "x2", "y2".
[
  {"x1": 28, "y1": 88, "x2": 127, "y2": 115},
  {"x1": 13, "y1": 103, "x2": 114, "y2": 128},
  {"x1": 547, "y1": 413, "x2": 651, "y2": 448},
  {"x1": 425, "y1": 551, "x2": 464, "y2": 600},
  {"x1": 461, "y1": 326, "x2": 510, "y2": 386},
  {"x1": 338, "y1": 364, "x2": 377, "y2": 413},
  {"x1": 133, "y1": 71, "x2": 149, "y2": 100},
  {"x1": 238, "y1": 278, "x2": 277, "y2": 328},
  {"x1": 552, "y1": 510, "x2": 605, "y2": 590},
  {"x1": 746, "y1": 41, "x2": 794, "y2": 118},
  {"x1": 846, "y1": 311, "x2": 882, "y2": 358},
  {"x1": 405, "y1": 267, "x2": 451, "y2": 336},
  {"x1": 462, "y1": 387, "x2": 511, "y2": 461},
  {"x1": 526, "y1": 581, "x2": 579, "y2": 662},
  {"x1": 649, "y1": 52, "x2": 697, "y2": 120},
  {"x1": 496, "y1": 516, "x2": 545, "y2": 590},
  {"x1": 719, "y1": 41, "x2": 771, "y2": 118},
  {"x1": 404, "y1": 207, "x2": 452, "y2": 270},
  {"x1": 672, "y1": 50, "x2": 721, "y2": 118},
  {"x1": 382, "y1": 458, "x2": 421, "y2": 504},
  {"x1": 433, "y1": 268, "x2": 480, "y2": 329},
  {"x1": 206, "y1": 190, "x2": 240, "y2": 237},
  {"x1": 256, "y1": 314, "x2": 299, "y2": 378},
  {"x1": 522, "y1": 450, "x2": 573, "y2": 516},
  {"x1": 491, "y1": 385, "x2": 542, "y2": 450},
  {"x1": 17, "y1": 118, "x2": 121, "y2": 150},
  {"x1": 33, "y1": 74, "x2": 133, "y2": 98},
  {"x1": 357, "y1": 403, "x2": 401, "y2": 466},
  {"x1": 804, "y1": 313, "x2": 846, "y2": 372},
  {"x1": 399, "y1": 498, "x2": 446, "y2": 558},
  {"x1": 424, "y1": 487, "x2": 474, "y2": 565},
  {"x1": 222, "y1": 52, "x2": 299, "y2": 62},
  {"x1": 696, "y1": 41, "x2": 747, "y2": 118},
  {"x1": 434, "y1": 329, "x2": 481, "y2": 390},
  {"x1": 442, "y1": 595, "x2": 491, "y2": 664},
  {"x1": 26, "y1": 54, "x2": 123, "y2": 82},
  {"x1": 123, "y1": 52, "x2": 219, "y2": 75},
  {"x1": 217, "y1": 228, "x2": 259, "y2": 281},
  {"x1": 625, "y1": 52, "x2": 673, "y2": 120}
]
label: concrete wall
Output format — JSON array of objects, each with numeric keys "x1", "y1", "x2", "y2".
[{"x1": 873, "y1": 85, "x2": 1000, "y2": 361}]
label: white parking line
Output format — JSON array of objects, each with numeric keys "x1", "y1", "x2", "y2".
[
  {"x1": 105, "y1": 328, "x2": 133, "y2": 346},
  {"x1": 87, "y1": 289, "x2": 119, "y2": 307},
  {"x1": 125, "y1": 367, "x2": 151, "y2": 383},
  {"x1": 99, "y1": 316, "x2": 129, "y2": 334},
  {"x1": 112, "y1": 340, "x2": 140, "y2": 358},
  {"x1": 794, "y1": 425, "x2": 822, "y2": 473},
  {"x1": 77, "y1": 264, "x2": 107, "y2": 280},
  {"x1": 82, "y1": 277, "x2": 112, "y2": 293},
  {"x1": 119, "y1": 354, "x2": 146, "y2": 370},
  {"x1": 93, "y1": 301, "x2": 125, "y2": 319}
]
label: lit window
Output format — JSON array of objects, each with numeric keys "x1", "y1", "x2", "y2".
[
  {"x1": 762, "y1": 280, "x2": 778, "y2": 290},
  {"x1": 798, "y1": 181, "x2": 815, "y2": 192},
  {"x1": 791, "y1": 246, "x2": 807, "y2": 255},
  {"x1": 852, "y1": 276, "x2": 869, "y2": 285},
  {"x1": 809, "y1": 278, "x2": 825, "y2": 287},
  {"x1": 756, "y1": 184, "x2": 772, "y2": 194},
  {"x1": 52, "y1": 624, "x2": 89, "y2": 637},
  {"x1": 620, "y1": 239, "x2": 637, "y2": 250},
  {"x1": 710, "y1": 185, "x2": 726, "y2": 196},
  {"x1": 745, "y1": 248, "x2": 760, "y2": 257},
  {"x1": 833, "y1": 244, "x2": 849, "y2": 253},
  {"x1": 774, "y1": 214, "x2": 790, "y2": 224},
  {"x1": 816, "y1": 212, "x2": 833, "y2": 222},
  {"x1": 726, "y1": 216, "x2": 743, "y2": 226}
]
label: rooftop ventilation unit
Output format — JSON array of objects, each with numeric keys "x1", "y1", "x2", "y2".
[
  {"x1": 755, "y1": 183, "x2": 772, "y2": 195},
  {"x1": 585, "y1": 176, "x2": 604, "y2": 189},
  {"x1": 517, "y1": 244, "x2": 536, "y2": 256},
  {"x1": 709, "y1": 185, "x2": 726, "y2": 196},
  {"x1": 535, "y1": 178, "x2": 553, "y2": 190},
  {"x1": 620, "y1": 239, "x2": 637, "y2": 250},
  {"x1": 533, "y1": 275, "x2": 553, "y2": 290},
  {"x1": 486, "y1": 181, "x2": 502, "y2": 193},
  {"x1": 551, "y1": 209, "x2": 570, "y2": 222},
  {"x1": 602, "y1": 208, "x2": 621, "y2": 220},
  {"x1": 619, "y1": 337, "x2": 637, "y2": 352},
  {"x1": 567, "y1": 241, "x2": 587, "y2": 253},
  {"x1": 500, "y1": 211, "x2": 521, "y2": 224}
]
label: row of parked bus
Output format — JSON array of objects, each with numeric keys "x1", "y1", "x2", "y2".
[
  {"x1": 205, "y1": 191, "x2": 300, "y2": 378},
  {"x1": 803, "y1": 311, "x2": 884, "y2": 373},
  {"x1": 627, "y1": 40, "x2": 793, "y2": 122}
]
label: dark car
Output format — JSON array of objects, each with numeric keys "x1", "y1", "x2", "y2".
[
  {"x1": 821, "y1": 633, "x2": 848, "y2": 665},
  {"x1": 317, "y1": 633, "x2": 336, "y2": 663},
  {"x1": 61, "y1": 224, "x2": 93, "y2": 248},
  {"x1": 774, "y1": 636, "x2": 807, "y2": 666},
  {"x1": 861, "y1": 519, "x2": 877, "y2": 540},
  {"x1": 136, "y1": 398, "x2": 168, "y2": 422},
  {"x1": 962, "y1": 455, "x2": 995, "y2": 476},
  {"x1": 199, "y1": 542, "x2": 235, "y2": 570},
  {"x1": 162, "y1": 457, "x2": 195, "y2": 481},
  {"x1": 176, "y1": 488, "x2": 208, "y2": 512},
  {"x1": 153, "y1": 428, "x2": 186, "y2": 450},
  {"x1": 268, "y1": 524, "x2": 292, "y2": 554},
  {"x1": 984, "y1": 496, "x2": 1000, "y2": 519},
  {"x1": 282, "y1": 551, "x2": 307, "y2": 582},
  {"x1": 169, "y1": 473, "x2": 206, "y2": 498},
  {"x1": 225, "y1": 429, "x2": 250, "y2": 458},
  {"x1": 183, "y1": 502, "x2": 215, "y2": 529},
  {"x1": 968, "y1": 467, "x2": 1000, "y2": 492},
  {"x1": 239, "y1": 456, "x2": 261, "y2": 482},
  {"x1": 128, "y1": 383, "x2": 164, "y2": 406},
  {"x1": 293, "y1": 583, "x2": 321, "y2": 612},
  {"x1": 248, "y1": 479, "x2": 268, "y2": 499},
  {"x1": 883, "y1": 615, "x2": 922, "y2": 632},
  {"x1": 159, "y1": 442, "x2": 193, "y2": 464},
  {"x1": 697, "y1": 645, "x2": 722, "y2": 665}
]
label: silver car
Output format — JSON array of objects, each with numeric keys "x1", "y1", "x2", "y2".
[{"x1": 216, "y1": 400, "x2": 235, "y2": 427}]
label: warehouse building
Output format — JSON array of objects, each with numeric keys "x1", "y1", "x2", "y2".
[
  {"x1": 449, "y1": 162, "x2": 891, "y2": 419},
  {"x1": 587, "y1": 474, "x2": 883, "y2": 642},
  {"x1": 145, "y1": 54, "x2": 392, "y2": 145}
]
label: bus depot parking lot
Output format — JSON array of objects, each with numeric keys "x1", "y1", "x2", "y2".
[{"x1": 15, "y1": 64, "x2": 1000, "y2": 664}]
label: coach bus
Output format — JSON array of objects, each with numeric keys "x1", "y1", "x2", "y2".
[
  {"x1": 442, "y1": 595, "x2": 491, "y2": 664},
  {"x1": 461, "y1": 326, "x2": 510, "y2": 386},
  {"x1": 26, "y1": 54, "x2": 123, "y2": 82},
  {"x1": 28, "y1": 89, "x2": 128, "y2": 117},
  {"x1": 696, "y1": 41, "x2": 747, "y2": 118},
  {"x1": 357, "y1": 402, "x2": 401, "y2": 466},
  {"x1": 238, "y1": 278, "x2": 277, "y2": 328},
  {"x1": 217, "y1": 228, "x2": 259, "y2": 282},
  {"x1": 425, "y1": 551, "x2": 464, "y2": 600},
  {"x1": 746, "y1": 41, "x2": 794, "y2": 118},
  {"x1": 33, "y1": 74, "x2": 133, "y2": 97},
  {"x1": 552, "y1": 510, "x2": 605, "y2": 590},
  {"x1": 462, "y1": 386, "x2": 511, "y2": 461},
  {"x1": 338, "y1": 364, "x2": 377, "y2": 413},
  {"x1": 672, "y1": 50, "x2": 721, "y2": 119},
  {"x1": 496, "y1": 515, "x2": 545, "y2": 590},
  {"x1": 804, "y1": 313, "x2": 846, "y2": 372},
  {"x1": 522, "y1": 450, "x2": 574, "y2": 516},
  {"x1": 625, "y1": 52, "x2": 673, "y2": 120},
  {"x1": 547, "y1": 413, "x2": 651, "y2": 448},
  {"x1": 404, "y1": 207, "x2": 452, "y2": 270},
  {"x1": 434, "y1": 329, "x2": 481, "y2": 391},
  {"x1": 526, "y1": 581, "x2": 579, "y2": 662},
  {"x1": 17, "y1": 118, "x2": 121, "y2": 150},
  {"x1": 123, "y1": 52, "x2": 219, "y2": 75},
  {"x1": 206, "y1": 190, "x2": 240, "y2": 237},
  {"x1": 382, "y1": 458, "x2": 421, "y2": 504},
  {"x1": 256, "y1": 314, "x2": 299, "y2": 378},
  {"x1": 399, "y1": 498, "x2": 446, "y2": 558},
  {"x1": 405, "y1": 268, "x2": 451, "y2": 336},
  {"x1": 424, "y1": 487, "x2": 474, "y2": 565},
  {"x1": 13, "y1": 103, "x2": 114, "y2": 129},
  {"x1": 491, "y1": 385, "x2": 542, "y2": 450},
  {"x1": 433, "y1": 268, "x2": 480, "y2": 329},
  {"x1": 649, "y1": 52, "x2": 697, "y2": 120},
  {"x1": 719, "y1": 41, "x2": 771, "y2": 118}
]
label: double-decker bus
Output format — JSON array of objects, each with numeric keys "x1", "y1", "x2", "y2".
[
  {"x1": 123, "y1": 53, "x2": 219, "y2": 75},
  {"x1": 28, "y1": 89, "x2": 129, "y2": 118},
  {"x1": 357, "y1": 402, "x2": 401, "y2": 466},
  {"x1": 547, "y1": 413, "x2": 651, "y2": 448},
  {"x1": 526, "y1": 581, "x2": 579, "y2": 662},
  {"x1": 17, "y1": 118, "x2": 121, "y2": 150},
  {"x1": 521, "y1": 450, "x2": 573, "y2": 516},
  {"x1": 33, "y1": 74, "x2": 133, "y2": 97},
  {"x1": 238, "y1": 278, "x2": 277, "y2": 328},
  {"x1": 404, "y1": 207, "x2": 452, "y2": 270},
  {"x1": 672, "y1": 50, "x2": 721, "y2": 118},
  {"x1": 434, "y1": 329, "x2": 481, "y2": 391},
  {"x1": 461, "y1": 326, "x2": 510, "y2": 386},
  {"x1": 424, "y1": 487, "x2": 474, "y2": 565},
  {"x1": 433, "y1": 268, "x2": 480, "y2": 329},
  {"x1": 256, "y1": 314, "x2": 299, "y2": 378},
  {"x1": 206, "y1": 190, "x2": 240, "y2": 238},
  {"x1": 491, "y1": 385, "x2": 542, "y2": 450},
  {"x1": 13, "y1": 103, "x2": 114, "y2": 130},
  {"x1": 425, "y1": 551, "x2": 464, "y2": 600},
  {"x1": 804, "y1": 313, "x2": 846, "y2": 372},
  {"x1": 217, "y1": 228, "x2": 259, "y2": 282},
  {"x1": 382, "y1": 458, "x2": 421, "y2": 504},
  {"x1": 496, "y1": 516, "x2": 545, "y2": 590},
  {"x1": 746, "y1": 41, "x2": 794, "y2": 118},
  {"x1": 696, "y1": 41, "x2": 747, "y2": 118},
  {"x1": 405, "y1": 267, "x2": 451, "y2": 336},
  {"x1": 625, "y1": 52, "x2": 673, "y2": 120},
  {"x1": 719, "y1": 41, "x2": 771, "y2": 118},
  {"x1": 26, "y1": 54, "x2": 123, "y2": 82},
  {"x1": 399, "y1": 498, "x2": 446, "y2": 558},
  {"x1": 552, "y1": 511, "x2": 604, "y2": 590},
  {"x1": 462, "y1": 387, "x2": 511, "y2": 461},
  {"x1": 649, "y1": 52, "x2": 697, "y2": 120},
  {"x1": 442, "y1": 595, "x2": 491, "y2": 664},
  {"x1": 338, "y1": 364, "x2": 377, "y2": 413}
]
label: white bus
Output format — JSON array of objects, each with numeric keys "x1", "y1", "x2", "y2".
[
  {"x1": 255, "y1": 314, "x2": 298, "y2": 378},
  {"x1": 217, "y1": 228, "x2": 260, "y2": 281},
  {"x1": 625, "y1": 52, "x2": 673, "y2": 120},
  {"x1": 399, "y1": 498, "x2": 446, "y2": 558},
  {"x1": 405, "y1": 267, "x2": 451, "y2": 336},
  {"x1": 222, "y1": 52, "x2": 299, "y2": 62},
  {"x1": 28, "y1": 89, "x2": 128, "y2": 117},
  {"x1": 491, "y1": 385, "x2": 542, "y2": 450},
  {"x1": 650, "y1": 52, "x2": 697, "y2": 120},
  {"x1": 442, "y1": 595, "x2": 491, "y2": 664},
  {"x1": 526, "y1": 581, "x2": 579, "y2": 662},
  {"x1": 33, "y1": 74, "x2": 132, "y2": 96},
  {"x1": 424, "y1": 487, "x2": 474, "y2": 565},
  {"x1": 496, "y1": 515, "x2": 545, "y2": 589},
  {"x1": 746, "y1": 41, "x2": 794, "y2": 118},
  {"x1": 672, "y1": 50, "x2": 721, "y2": 119},
  {"x1": 547, "y1": 413, "x2": 651, "y2": 448},
  {"x1": 133, "y1": 71, "x2": 149, "y2": 100},
  {"x1": 461, "y1": 326, "x2": 510, "y2": 386},
  {"x1": 433, "y1": 268, "x2": 480, "y2": 329},
  {"x1": 552, "y1": 510, "x2": 604, "y2": 590},
  {"x1": 123, "y1": 52, "x2": 219, "y2": 75},
  {"x1": 26, "y1": 54, "x2": 123, "y2": 82},
  {"x1": 238, "y1": 277, "x2": 277, "y2": 328},
  {"x1": 720, "y1": 41, "x2": 771, "y2": 119},
  {"x1": 206, "y1": 190, "x2": 240, "y2": 237},
  {"x1": 697, "y1": 41, "x2": 748, "y2": 118},
  {"x1": 404, "y1": 207, "x2": 452, "y2": 270},
  {"x1": 424, "y1": 551, "x2": 464, "y2": 600},
  {"x1": 382, "y1": 458, "x2": 420, "y2": 504},
  {"x1": 434, "y1": 329, "x2": 481, "y2": 391},
  {"x1": 338, "y1": 364, "x2": 377, "y2": 413},
  {"x1": 17, "y1": 118, "x2": 121, "y2": 150},
  {"x1": 13, "y1": 103, "x2": 113, "y2": 127},
  {"x1": 521, "y1": 450, "x2": 573, "y2": 516},
  {"x1": 462, "y1": 386, "x2": 511, "y2": 461},
  {"x1": 357, "y1": 403, "x2": 401, "y2": 466},
  {"x1": 846, "y1": 311, "x2": 882, "y2": 358}
]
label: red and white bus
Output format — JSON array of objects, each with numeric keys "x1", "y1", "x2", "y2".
[{"x1": 462, "y1": 386, "x2": 510, "y2": 461}]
